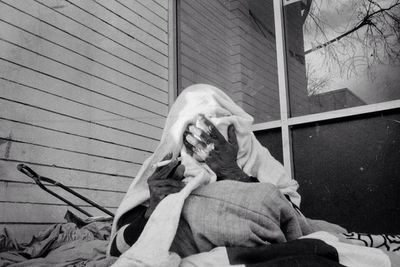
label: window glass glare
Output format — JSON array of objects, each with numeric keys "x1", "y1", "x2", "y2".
[{"x1": 285, "y1": 0, "x2": 400, "y2": 116}]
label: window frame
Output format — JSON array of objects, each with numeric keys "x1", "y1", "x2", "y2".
[
  {"x1": 168, "y1": 0, "x2": 178, "y2": 108},
  {"x1": 172, "y1": 0, "x2": 400, "y2": 179},
  {"x1": 251, "y1": 0, "x2": 400, "y2": 179}
]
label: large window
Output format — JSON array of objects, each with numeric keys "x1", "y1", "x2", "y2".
[
  {"x1": 287, "y1": 0, "x2": 400, "y2": 116},
  {"x1": 177, "y1": 0, "x2": 281, "y2": 123},
  {"x1": 176, "y1": 0, "x2": 400, "y2": 232}
]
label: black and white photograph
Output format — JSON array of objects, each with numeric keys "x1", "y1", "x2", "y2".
[{"x1": 0, "y1": 0, "x2": 399, "y2": 266}]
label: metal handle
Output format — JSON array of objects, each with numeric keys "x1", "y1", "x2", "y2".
[
  {"x1": 17, "y1": 164, "x2": 114, "y2": 217},
  {"x1": 17, "y1": 164, "x2": 39, "y2": 179}
]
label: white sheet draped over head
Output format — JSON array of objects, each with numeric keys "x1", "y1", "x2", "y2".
[{"x1": 109, "y1": 84, "x2": 301, "y2": 266}]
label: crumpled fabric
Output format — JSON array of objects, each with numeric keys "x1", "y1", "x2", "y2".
[
  {"x1": 0, "y1": 211, "x2": 115, "y2": 267},
  {"x1": 182, "y1": 180, "x2": 312, "y2": 253}
]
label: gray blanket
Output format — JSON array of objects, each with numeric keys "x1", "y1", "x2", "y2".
[{"x1": 171, "y1": 180, "x2": 313, "y2": 256}]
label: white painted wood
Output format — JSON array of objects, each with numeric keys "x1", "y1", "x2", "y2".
[
  {"x1": 287, "y1": 100, "x2": 400, "y2": 126},
  {"x1": 0, "y1": 68, "x2": 165, "y2": 130},
  {"x1": 168, "y1": 0, "x2": 177, "y2": 108},
  {"x1": 96, "y1": 0, "x2": 168, "y2": 41},
  {"x1": 252, "y1": 100, "x2": 400, "y2": 132},
  {"x1": 0, "y1": 99, "x2": 159, "y2": 153},
  {"x1": 252, "y1": 120, "x2": 282, "y2": 131},
  {"x1": 3, "y1": 0, "x2": 168, "y2": 67},
  {"x1": 117, "y1": 0, "x2": 168, "y2": 31},
  {"x1": 0, "y1": 181, "x2": 124, "y2": 208},
  {"x1": 136, "y1": 0, "x2": 168, "y2": 20},
  {"x1": 0, "y1": 37, "x2": 169, "y2": 109},
  {"x1": 0, "y1": 118, "x2": 151, "y2": 165},
  {"x1": 0, "y1": 203, "x2": 117, "y2": 223},
  {"x1": 0, "y1": 161, "x2": 134, "y2": 192},
  {"x1": 66, "y1": 0, "x2": 168, "y2": 53},
  {"x1": 0, "y1": 76, "x2": 163, "y2": 139},
  {"x1": 10, "y1": 30, "x2": 169, "y2": 95},
  {"x1": 0, "y1": 0, "x2": 171, "y2": 236},
  {"x1": 154, "y1": 0, "x2": 168, "y2": 10},
  {"x1": 0, "y1": 105, "x2": 159, "y2": 164},
  {"x1": 0, "y1": 2, "x2": 168, "y2": 79},
  {"x1": 1, "y1": 142, "x2": 139, "y2": 177},
  {"x1": 273, "y1": 0, "x2": 294, "y2": 179}
]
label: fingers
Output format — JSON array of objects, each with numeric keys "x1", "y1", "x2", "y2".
[
  {"x1": 183, "y1": 116, "x2": 239, "y2": 166},
  {"x1": 159, "y1": 158, "x2": 179, "y2": 175},
  {"x1": 185, "y1": 128, "x2": 207, "y2": 149},
  {"x1": 184, "y1": 130, "x2": 213, "y2": 161},
  {"x1": 227, "y1": 124, "x2": 238, "y2": 147},
  {"x1": 198, "y1": 114, "x2": 225, "y2": 142},
  {"x1": 183, "y1": 127, "x2": 208, "y2": 157},
  {"x1": 145, "y1": 178, "x2": 185, "y2": 219},
  {"x1": 171, "y1": 164, "x2": 185, "y2": 180},
  {"x1": 148, "y1": 179, "x2": 185, "y2": 195},
  {"x1": 162, "y1": 153, "x2": 173, "y2": 161},
  {"x1": 183, "y1": 130, "x2": 196, "y2": 156},
  {"x1": 150, "y1": 157, "x2": 180, "y2": 181},
  {"x1": 148, "y1": 178, "x2": 184, "y2": 188}
]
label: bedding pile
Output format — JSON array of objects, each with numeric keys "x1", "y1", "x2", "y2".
[
  {"x1": 1, "y1": 216, "x2": 399, "y2": 266},
  {"x1": 180, "y1": 230, "x2": 400, "y2": 267},
  {"x1": 0, "y1": 211, "x2": 117, "y2": 267}
]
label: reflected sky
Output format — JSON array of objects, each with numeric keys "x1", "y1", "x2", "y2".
[{"x1": 303, "y1": 0, "x2": 400, "y2": 104}]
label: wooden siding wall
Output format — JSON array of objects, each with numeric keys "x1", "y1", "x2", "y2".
[
  {"x1": 178, "y1": 0, "x2": 308, "y2": 123},
  {"x1": 0, "y1": 0, "x2": 169, "y2": 241}
]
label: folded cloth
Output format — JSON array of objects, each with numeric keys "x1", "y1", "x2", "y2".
[
  {"x1": 0, "y1": 218, "x2": 114, "y2": 267},
  {"x1": 182, "y1": 180, "x2": 312, "y2": 253},
  {"x1": 109, "y1": 84, "x2": 301, "y2": 266},
  {"x1": 180, "y1": 231, "x2": 400, "y2": 267}
]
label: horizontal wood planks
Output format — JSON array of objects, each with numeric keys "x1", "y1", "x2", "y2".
[{"x1": 0, "y1": 0, "x2": 170, "y2": 240}]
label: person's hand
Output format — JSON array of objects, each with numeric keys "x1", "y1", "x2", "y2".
[
  {"x1": 145, "y1": 154, "x2": 185, "y2": 218},
  {"x1": 183, "y1": 114, "x2": 250, "y2": 182}
]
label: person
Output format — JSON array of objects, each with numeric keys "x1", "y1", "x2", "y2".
[
  {"x1": 108, "y1": 84, "x2": 313, "y2": 266},
  {"x1": 109, "y1": 114, "x2": 306, "y2": 257},
  {"x1": 109, "y1": 115, "x2": 259, "y2": 257}
]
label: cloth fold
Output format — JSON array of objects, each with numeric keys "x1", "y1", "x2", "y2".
[
  {"x1": 181, "y1": 180, "x2": 312, "y2": 253},
  {"x1": 109, "y1": 84, "x2": 301, "y2": 266},
  {"x1": 0, "y1": 213, "x2": 114, "y2": 267}
]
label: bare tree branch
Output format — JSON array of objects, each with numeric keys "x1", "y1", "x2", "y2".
[{"x1": 305, "y1": 1, "x2": 400, "y2": 55}]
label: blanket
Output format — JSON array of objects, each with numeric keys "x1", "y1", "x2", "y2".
[
  {"x1": 175, "y1": 181, "x2": 400, "y2": 266},
  {"x1": 0, "y1": 211, "x2": 116, "y2": 267},
  {"x1": 179, "y1": 180, "x2": 312, "y2": 254},
  {"x1": 2, "y1": 220, "x2": 398, "y2": 266},
  {"x1": 1, "y1": 207, "x2": 398, "y2": 266},
  {"x1": 110, "y1": 84, "x2": 301, "y2": 266},
  {"x1": 180, "y1": 231, "x2": 400, "y2": 267}
]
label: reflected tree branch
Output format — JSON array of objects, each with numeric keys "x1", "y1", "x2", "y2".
[{"x1": 305, "y1": 1, "x2": 400, "y2": 55}]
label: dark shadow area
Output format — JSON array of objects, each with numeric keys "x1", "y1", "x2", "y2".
[{"x1": 292, "y1": 110, "x2": 400, "y2": 233}]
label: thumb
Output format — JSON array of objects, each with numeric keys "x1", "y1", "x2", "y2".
[{"x1": 227, "y1": 124, "x2": 238, "y2": 147}]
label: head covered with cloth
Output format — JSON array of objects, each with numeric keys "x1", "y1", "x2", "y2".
[{"x1": 109, "y1": 84, "x2": 301, "y2": 266}]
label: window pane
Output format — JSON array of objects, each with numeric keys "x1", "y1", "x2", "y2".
[
  {"x1": 292, "y1": 111, "x2": 400, "y2": 233},
  {"x1": 254, "y1": 128, "x2": 283, "y2": 164},
  {"x1": 177, "y1": 0, "x2": 281, "y2": 123},
  {"x1": 284, "y1": 0, "x2": 400, "y2": 117}
]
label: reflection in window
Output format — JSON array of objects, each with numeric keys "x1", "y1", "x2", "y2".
[
  {"x1": 178, "y1": 0, "x2": 285, "y2": 123},
  {"x1": 286, "y1": 0, "x2": 400, "y2": 116}
]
